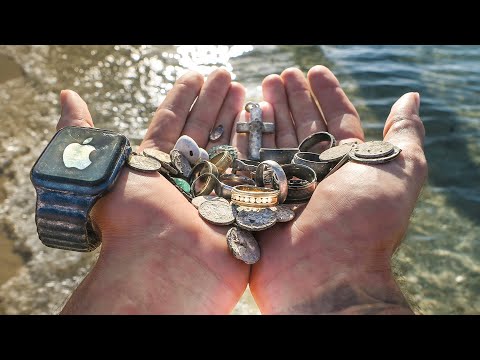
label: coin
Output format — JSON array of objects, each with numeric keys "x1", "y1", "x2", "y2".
[
  {"x1": 348, "y1": 145, "x2": 402, "y2": 164},
  {"x1": 319, "y1": 143, "x2": 357, "y2": 162},
  {"x1": 170, "y1": 149, "x2": 192, "y2": 178},
  {"x1": 353, "y1": 141, "x2": 394, "y2": 159},
  {"x1": 272, "y1": 205, "x2": 296, "y2": 222},
  {"x1": 209, "y1": 124, "x2": 224, "y2": 142},
  {"x1": 143, "y1": 148, "x2": 171, "y2": 163},
  {"x1": 126, "y1": 154, "x2": 162, "y2": 172},
  {"x1": 144, "y1": 148, "x2": 178, "y2": 175},
  {"x1": 198, "y1": 200, "x2": 235, "y2": 226},
  {"x1": 226, "y1": 227, "x2": 260, "y2": 265},
  {"x1": 236, "y1": 207, "x2": 277, "y2": 231},
  {"x1": 192, "y1": 196, "x2": 229, "y2": 209}
]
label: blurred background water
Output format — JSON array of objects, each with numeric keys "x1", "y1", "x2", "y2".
[{"x1": 0, "y1": 45, "x2": 478, "y2": 314}]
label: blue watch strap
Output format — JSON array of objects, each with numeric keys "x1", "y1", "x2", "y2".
[{"x1": 34, "y1": 187, "x2": 101, "y2": 251}]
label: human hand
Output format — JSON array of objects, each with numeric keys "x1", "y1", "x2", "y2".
[
  {"x1": 246, "y1": 66, "x2": 427, "y2": 314},
  {"x1": 59, "y1": 69, "x2": 249, "y2": 314}
]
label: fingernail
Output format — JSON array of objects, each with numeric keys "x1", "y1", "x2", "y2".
[{"x1": 413, "y1": 92, "x2": 420, "y2": 114}]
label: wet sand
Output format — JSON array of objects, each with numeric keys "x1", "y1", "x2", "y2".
[{"x1": 0, "y1": 54, "x2": 25, "y2": 289}]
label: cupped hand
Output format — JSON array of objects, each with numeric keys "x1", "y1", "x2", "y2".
[
  {"x1": 60, "y1": 69, "x2": 249, "y2": 314},
  {"x1": 247, "y1": 66, "x2": 427, "y2": 314}
]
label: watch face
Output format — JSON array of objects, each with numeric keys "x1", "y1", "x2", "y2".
[{"x1": 32, "y1": 126, "x2": 128, "y2": 186}]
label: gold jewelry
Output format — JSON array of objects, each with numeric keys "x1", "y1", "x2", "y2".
[
  {"x1": 210, "y1": 150, "x2": 233, "y2": 174},
  {"x1": 231, "y1": 185, "x2": 279, "y2": 208}
]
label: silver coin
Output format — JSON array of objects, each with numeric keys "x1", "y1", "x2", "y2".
[
  {"x1": 236, "y1": 207, "x2": 277, "y2": 231},
  {"x1": 226, "y1": 227, "x2": 260, "y2": 265},
  {"x1": 192, "y1": 195, "x2": 229, "y2": 209},
  {"x1": 198, "y1": 200, "x2": 235, "y2": 226},
  {"x1": 170, "y1": 149, "x2": 192, "y2": 177},
  {"x1": 349, "y1": 145, "x2": 402, "y2": 164},
  {"x1": 143, "y1": 148, "x2": 171, "y2": 163},
  {"x1": 209, "y1": 125, "x2": 224, "y2": 142},
  {"x1": 126, "y1": 154, "x2": 162, "y2": 172},
  {"x1": 271, "y1": 205, "x2": 296, "y2": 223},
  {"x1": 353, "y1": 141, "x2": 394, "y2": 159},
  {"x1": 319, "y1": 143, "x2": 357, "y2": 162}
]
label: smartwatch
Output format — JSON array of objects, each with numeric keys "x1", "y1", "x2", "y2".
[{"x1": 30, "y1": 126, "x2": 132, "y2": 252}]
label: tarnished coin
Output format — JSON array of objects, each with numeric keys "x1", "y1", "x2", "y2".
[
  {"x1": 226, "y1": 227, "x2": 260, "y2": 265},
  {"x1": 143, "y1": 148, "x2": 171, "y2": 163},
  {"x1": 198, "y1": 200, "x2": 235, "y2": 226},
  {"x1": 319, "y1": 143, "x2": 357, "y2": 162},
  {"x1": 271, "y1": 205, "x2": 296, "y2": 223},
  {"x1": 170, "y1": 149, "x2": 192, "y2": 178},
  {"x1": 236, "y1": 207, "x2": 277, "y2": 231},
  {"x1": 126, "y1": 154, "x2": 162, "y2": 172},
  {"x1": 349, "y1": 145, "x2": 402, "y2": 164},
  {"x1": 144, "y1": 148, "x2": 178, "y2": 175},
  {"x1": 192, "y1": 195, "x2": 229, "y2": 209},
  {"x1": 353, "y1": 141, "x2": 394, "y2": 159},
  {"x1": 209, "y1": 124, "x2": 224, "y2": 142}
]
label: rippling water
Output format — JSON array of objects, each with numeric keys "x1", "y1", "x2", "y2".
[{"x1": 0, "y1": 45, "x2": 478, "y2": 314}]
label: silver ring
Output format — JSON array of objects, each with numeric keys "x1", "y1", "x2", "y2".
[
  {"x1": 292, "y1": 152, "x2": 331, "y2": 182},
  {"x1": 259, "y1": 148, "x2": 299, "y2": 164},
  {"x1": 282, "y1": 163, "x2": 317, "y2": 203},
  {"x1": 219, "y1": 173, "x2": 256, "y2": 187},
  {"x1": 255, "y1": 160, "x2": 288, "y2": 204},
  {"x1": 298, "y1": 132, "x2": 336, "y2": 153}
]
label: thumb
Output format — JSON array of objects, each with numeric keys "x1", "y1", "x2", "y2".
[
  {"x1": 383, "y1": 92, "x2": 424, "y2": 149},
  {"x1": 57, "y1": 90, "x2": 94, "y2": 131}
]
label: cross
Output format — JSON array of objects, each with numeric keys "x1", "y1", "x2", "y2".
[{"x1": 236, "y1": 103, "x2": 275, "y2": 161}]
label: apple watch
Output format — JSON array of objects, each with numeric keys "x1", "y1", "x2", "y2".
[{"x1": 30, "y1": 126, "x2": 132, "y2": 252}]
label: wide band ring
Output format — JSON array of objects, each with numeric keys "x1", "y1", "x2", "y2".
[
  {"x1": 209, "y1": 150, "x2": 233, "y2": 174},
  {"x1": 259, "y1": 148, "x2": 299, "y2": 164},
  {"x1": 255, "y1": 160, "x2": 288, "y2": 204},
  {"x1": 282, "y1": 163, "x2": 317, "y2": 203},
  {"x1": 231, "y1": 185, "x2": 279, "y2": 207},
  {"x1": 189, "y1": 161, "x2": 219, "y2": 196},
  {"x1": 292, "y1": 152, "x2": 331, "y2": 182},
  {"x1": 298, "y1": 131, "x2": 336, "y2": 153}
]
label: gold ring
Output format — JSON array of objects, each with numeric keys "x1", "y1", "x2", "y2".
[
  {"x1": 210, "y1": 151, "x2": 233, "y2": 174},
  {"x1": 231, "y1": 185, "x2": 279, "y2": 207}
]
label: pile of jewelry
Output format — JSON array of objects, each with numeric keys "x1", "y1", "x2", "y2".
[{"x1": 126, "y1": 102, "x2": 401, "y2": 264}]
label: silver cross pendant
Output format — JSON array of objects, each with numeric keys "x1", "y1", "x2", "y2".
[{"x1": 236, "y1": 102, "x2": 275, "y2": 161}]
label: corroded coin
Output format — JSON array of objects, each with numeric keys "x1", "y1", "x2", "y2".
[
  {"x1": 236, "y1": 207, "x2": 277, "y2": 231},
  {"x1": 226, "y1": 227, "x2": 260, "y2": 265},
  {"x1": 198, "y1": 200, "x2": 235, "y2": 226},
  {"x1": 143, "y1": 148, "x2": 171, "y2": 163},
  {"x1": 170, "y1": 149, "x2": 192, "y2": 178},
  {"x1": 319, "y1": 143, "x2": 357, "y2": 162},
  {"x1": 144, "y1": 148, "x2": 178, "y2": 175},
  {"x1": 192, "y1": 195, "x2": 229, "y2": 209},
  {"x1": 353, "y1": 141, "x2": 394, "y2": 159},
  {"x1": 126, "y1": 154, "x2": 162, "y2": 172},
  {"x1": 349, "y1": 145, "x2": 402, "y2": 164},
  {"x1": 272, "y1": 205, "x2": 296, "y2": 223},
  {"x1": 209, "y1": 124, "x2": 224, "y2": 142}
]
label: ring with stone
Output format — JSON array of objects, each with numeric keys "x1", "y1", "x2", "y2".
[
  {"x1": 259, "y1": 148, "x2": 299, "y2": 164},
  {"x1": 298, "y1": 131, "x2": 336, "y2": 153},
  {"x1": 231, "y1": 185, "x2": 280, "y2": 207},
  {"x1": 210, "y1": 150, "x2": 234, "y2": 174},
  {"x1": 281, "y1": 163, "x2": 317, "y2": 203},
  {"x1": 254, "y1": 160, "x2": 288, "y2": 204},
  {"x1": 189, "y1": 161, "x2": 219, "y2": 196}
]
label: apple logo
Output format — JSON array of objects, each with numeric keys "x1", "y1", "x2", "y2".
[{"x1": 62, "y1": 137, "x2": 96, "y2": 170}]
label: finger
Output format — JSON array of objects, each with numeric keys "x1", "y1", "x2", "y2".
[
  {"x1": 57, "y1": 90, "x2": 94, "y2": 130},
  {"x1": 183, "y1": 68, "x2": 232, "y2": 148},
  {"x1": 262, "y1": 75, "x2": 298, "y2": 148},
  {"x1": 384, "y1": 92, "x2": 425, "y2": 149},
  {"x1": 307, "y1": 65, "x2": 364, "y2": 143},
  {"x1": 230, "y1": 110, "x2": 249, "y2": 160},
  {"x1": 259, "y1": 101, "x2": 276, "y2": 149},
  {"x1": 140, "y1": 71, "x2": 204, "y2": 152},
  {"x1": 281, "y1": 67, "x2": 326, "y2": 143},
  {"x1": 205, "y1": 81, "x2": 246, "y2": 151}
]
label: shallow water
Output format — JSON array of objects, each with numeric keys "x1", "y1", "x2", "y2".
[{"x1": 0, "y1": 45, "x2": 478, "y2": 314}]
